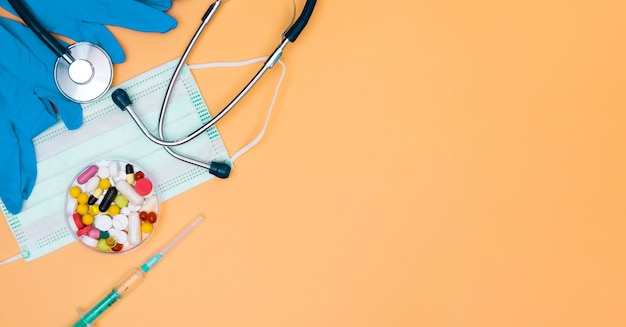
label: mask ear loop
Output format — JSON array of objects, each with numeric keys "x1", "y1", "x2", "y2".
[
  {"x1": 229, "y1": 59, "x2": 286, "y2": 162},
  {"x1": 226, "y1": 0, "x2": 294, "y2": 164},
  {"x1": 188, "y1": 0, "x2": 294, "y2": 166},
  {"x1": 187, "y1": 58, "x2": 287, "y2": 164},
  {"x1": 0, "y1": 252, "x2": 22, "y2": 265},
  {"x1": 231, "y1": 0, "x2": 293, "y2": 163}
]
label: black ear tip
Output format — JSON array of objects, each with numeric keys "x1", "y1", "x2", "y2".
[
  {"x1": 112, "y1": 88, "x2": 132, "y2": 110},
  {"x1": 209, "y1": 162, "x2": 231, "y2": 178}
]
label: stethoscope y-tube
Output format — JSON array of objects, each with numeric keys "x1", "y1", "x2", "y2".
[
  {"x1": 8, "y1": 0, "x2": 113, "y2": 103},
  {"x1": 112, "y1": 0, "x2": 317, "y2": 178}
]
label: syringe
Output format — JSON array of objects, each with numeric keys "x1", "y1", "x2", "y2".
[{"x1": 73, "y1": 215, "x2": 204, "y2": 327}]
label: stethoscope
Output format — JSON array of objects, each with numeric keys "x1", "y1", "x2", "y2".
[{"x1": 10, "y1": 0, "x2": 317, "y2": 179}]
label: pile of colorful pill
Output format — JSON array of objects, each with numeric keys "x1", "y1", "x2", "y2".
[{"x1": 66, "y1": 160, "x2": 159, "y2": 253}]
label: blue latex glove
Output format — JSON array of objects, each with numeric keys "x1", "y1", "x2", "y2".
[
  {"x1": 0, "y1": 0, "x2": 177, "y2": 63},
  {"x1": 0, "y1": 19, "x2": 80, "y2": 214}
]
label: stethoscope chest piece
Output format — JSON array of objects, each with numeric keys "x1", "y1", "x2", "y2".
[{"x1": 54, "y1": 42, "x2": 113, "y2": 103}]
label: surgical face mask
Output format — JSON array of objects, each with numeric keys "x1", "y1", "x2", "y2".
[{"x1": 1, "y1": 57, "x2": 286, "y2": 263}]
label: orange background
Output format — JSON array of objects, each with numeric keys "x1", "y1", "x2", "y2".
[{"x1": 2, "y1": 0, "x2": 626, "y2": 326}]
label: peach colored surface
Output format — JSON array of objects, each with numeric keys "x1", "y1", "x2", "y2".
[{"x1": 2, "y1": 1, "x2": 626, "y2": 326}]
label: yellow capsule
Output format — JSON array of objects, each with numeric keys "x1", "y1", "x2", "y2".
[{"x1": 69, "y1": 186, "x2": 82, "y2": 198}]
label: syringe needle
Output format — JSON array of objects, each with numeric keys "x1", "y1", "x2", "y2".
[
  {"x1": 140, "y1": 215, "x2": 204, "y2": 272},
  {"x1": 160, "y1": 215, "x2": 204, "y2": 256}
]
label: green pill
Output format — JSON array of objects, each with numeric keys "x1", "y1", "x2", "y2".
[{"x1": 114, "y1": 194, "x2": 129, "y2": 208}]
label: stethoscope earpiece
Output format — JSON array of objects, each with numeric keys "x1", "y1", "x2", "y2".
[{"x1": 208, "y1": 162, "x2": 231, "y2": 179}]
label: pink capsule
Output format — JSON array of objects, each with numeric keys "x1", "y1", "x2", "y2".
[
  {"x1": 87, "y1": 229, "x2": 100, "y2": 239},
  {"x1": 77, "y1": 165, "x2": 99, "y2": 184}
]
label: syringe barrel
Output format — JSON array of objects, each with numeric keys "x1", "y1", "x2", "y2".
[
  {"x1": 73, "y1": 268, "x2": 145, "y2": 327},
  {"x1": 115, "y1": 268, "x2": 145, "y2": 296}
]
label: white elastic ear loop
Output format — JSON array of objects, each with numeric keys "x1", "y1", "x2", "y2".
[
  {"x1": 188, "y1": 56, "x2": 287, "y2": 163},
  {"x1": 0, "y1": 253, "x2": 22, "y2": 265}
]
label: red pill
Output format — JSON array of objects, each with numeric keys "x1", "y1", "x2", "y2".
[
  {"x1": 73, "y1": 212, "x2": 85, "y2": 229},
  {"x1": 147, "y1": 212, "x2": 157, "y2": 224},
  {"x1": 76, "y1": 225, "x2": 93, "y2": 237},
  {"x1": 134, "y1": 178, "x2": 153, "y2": 196},
  {"x1": 139, "y1": 211, "x2": 148, "y2": 221},
  {"x1": 134, "y1": 171, "x2": 145, "y2": 180},
  {"x1": 111, "y1": 243, "x2": 124, "y2": 252}
]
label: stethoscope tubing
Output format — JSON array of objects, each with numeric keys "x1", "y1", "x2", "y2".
[
  {"x1": 7, "y1": 0, "x2": 74, "y2": 63},
  {"x1": 113, "y1": 0, "x2": 316, "y2": 171}
]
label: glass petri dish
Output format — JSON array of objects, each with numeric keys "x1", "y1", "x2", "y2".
[{"x1": 65, "y1": 160, "x2": 159, "y2": 254}]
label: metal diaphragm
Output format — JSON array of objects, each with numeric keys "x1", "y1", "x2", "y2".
[{"x1": 54, "y1": 42, "x2": 113, "y2": 103}]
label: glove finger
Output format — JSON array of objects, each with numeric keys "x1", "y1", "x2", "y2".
[
  {"x1": 0, "y1": 65, "x2": 83, "y2": 133},
  {"x1": 135, "y1": 0, "x2": 173, "y2": 11},
  {"x1": 77, "y1": 0, "x2": 177, "y2": 33},
  {"x1": 9, "y1": 88, "x2": 59, "y2": 138},
  {"x1": 0, "y1": 17, "x2": 68, "y2": 65},
  {"x1": 1, "y1": 1, "x2": 175, "y2": 58},
  {"x1": 47, "y1": 97, "x2": 83, "y2": 130},
  {"x1": 20, "y1": 70, "x2": 85, "y2": 130},
  {"x1": 0, "y1": 103, "x2": 28, "y2": 214},
  {"x1": 28, "y1": 91, "x2": 83, "y2": 131},
  {"x1": 21, "y1": 77, "x2": 83, "y2": 131},
  {"x1": 0, "y1": 18, "x2": 57, "y2": 71},
  {"x1": 15, "y1": 127, "x2": 37, "y2": 206}
]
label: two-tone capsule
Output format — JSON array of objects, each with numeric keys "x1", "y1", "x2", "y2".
[
  {"x1": 125, "y1": 164, "x2": 135, "y2": 184},
  {"x1": 99, "y1": 187, "x2": 118, "y2": 212}
]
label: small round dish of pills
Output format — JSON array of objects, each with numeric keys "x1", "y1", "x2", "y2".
[{"x1": 66, "y1": 160, "x2": 159, "y2": 254}]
